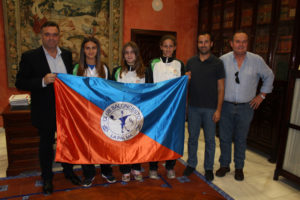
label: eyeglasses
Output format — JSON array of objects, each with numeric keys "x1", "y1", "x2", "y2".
[
  {"x1": 42, "y1": 33, "x2": 59, "y2": 37},
  {"x1": 235, "y1": 71, "x2": 240, "y2": 84}
]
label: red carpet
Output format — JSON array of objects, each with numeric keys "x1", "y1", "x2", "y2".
[{"x1": 0, "y1": 160, "x2": 233, "y2": 200}]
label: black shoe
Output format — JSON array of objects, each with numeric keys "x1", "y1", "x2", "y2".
[
  {"x1": 82, "y1": 176, "x2": 95, "y2": 187},
  {"x1": 215, "y1": 167, "x2": 230, "y2": 177},
  {"x1": 183, "y1": 166, "x2": 195, "y2": 177},
  {"x1": 235, "y1": 169, "x2": 244, "y2": 181},
  {"x1": 42, "y1": 179, "x2": 53, "y2": 194},
  {"x1": 205, "y1": 170, "x2": 214, "y2": 182},
  {"x1": 65, "y1": 173, "x2": 82, "y2": 185}
]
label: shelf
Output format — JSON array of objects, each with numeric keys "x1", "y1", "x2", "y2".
[
  {"x1": 225, "y1": 0, "x2": 235, "y2": 5},
  {"x1": 241, "y1": 8, "x2": 253, "y2": 27},
  {"x1": 212, "y1": 25, "x2": 221, "y2": 30},
  {"x1": 279, "y1": 19, "x2": 296, "y2": 23},
  {"x1": 223, "y1": 24, "x2": 233, "y2": 29},
  {"x1": 198, "y1": 1, "x2": 299, "y2": 178},
  {"x1": 255, "y1": 51, "x2": 269, "y2": 54},
  {"x1": 221, "y1": 27, "x2": 234, "y2": 32},
  {"x1": 276, "y1": 51, "x2": 291, "y2": 54},
  {"x1": 256, "y1": 22, "x2": 272, "y2": 26},
  {"x1": 213, "y1": 3, "x2": 222, "y2": 7},
  {"x1": 257, "y1": 2, "x2": 272, "y2": 24},
  {"x1": 240, "y1": 25, "x2": 253, "y2": 28},
  {"x1": 277, "y1": 35, "x2": 292, "y2": 53},
  {"x1": 280, "y1": 6, "x2": 296, "y2": 20}
]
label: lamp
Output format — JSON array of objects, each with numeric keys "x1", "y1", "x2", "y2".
[{"x1": 152, "y1": 0, "x2": 163, "y2": 12}]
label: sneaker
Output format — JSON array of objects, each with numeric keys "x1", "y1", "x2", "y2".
[
  {"x1": 131, "y1": 169, "x2": 143, "y2": 181},
  {"x1": 101, "y1": 173, "x2": 116, "y2": 183},
  {"x1": 183, "y1": 166, "x2": 195, "y2": 177},
  {"x1": 167, "y1": 169, "x2": 176, "y2": 179},
  {"x1": 82, "y1": 177, "x2": 95, "y2": 187},
  {"x1": 122, "y1": 173, "x2": 130, "y2": 182},
  {"x1": 65, "y1": 173, "x2": 82, "y2": 185},
  {"x1": 205, "y1": 170, "x2": 214, "y2": 182},
  {"x1": 216, "y1": 167, "x2": 230, "y2": 177},
  {"x1": 149, "y1": 170, "x2": 159, "y2": 179}
]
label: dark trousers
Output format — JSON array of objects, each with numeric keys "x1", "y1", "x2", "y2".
[
  {"x1": 38, "y1": 128, "x2": 73, "y2": 181},
  {"x1": 149, "y1": 160, "x2": 176, "y2": 171},
  {"x1": 119, "y1": 164, "x2": 141, "y2": 174},
  {"x1": 82, "y1": 164, "x2": 113, "y2": 179}
]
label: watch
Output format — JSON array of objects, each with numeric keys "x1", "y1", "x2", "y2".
[{"x1": 260, "y1": 94, "x2": 265, "y2": 99}]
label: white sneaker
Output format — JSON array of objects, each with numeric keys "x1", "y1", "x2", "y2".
[
  {"x1": 167, "y1": 169, "x2": 176, "y2": 179},
  {"x1": 82, "y1": 177, "x2": 95, "y2": 187},
  {"x1": 131, "y1": 169, "x2": 143, "y2": 181},
  {"x1": 122, "y1": 173, "x2": 130, "y2": 182},
  {"x1": 149, "y1": 170, "x2": 159, "y2": 179}
]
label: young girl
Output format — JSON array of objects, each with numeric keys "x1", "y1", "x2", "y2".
[
  {"x1": 73, "y1": 37, "x2": 116, "y2": 186},
  {"x1": 147, "y1": 35, "x2": 185, "y2": 179},
  {"x1": 112, "y1": 41, "x2": 147, "y2": 182}
]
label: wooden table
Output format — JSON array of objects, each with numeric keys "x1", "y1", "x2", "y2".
[{"x1": 2, "y1": 105, "x2": 40, "y2": 176}]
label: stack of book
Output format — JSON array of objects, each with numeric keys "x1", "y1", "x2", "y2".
[{"x1": 9, "y1": 94, "x2": 31, "y2": 109}]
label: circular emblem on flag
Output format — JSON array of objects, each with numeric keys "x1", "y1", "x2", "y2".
[{"x1": 101, "y1": 102, "x2": 144, "y2": 141}]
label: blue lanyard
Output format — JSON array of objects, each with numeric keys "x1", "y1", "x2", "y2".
[{"x1": 87, "y1": 64, "x2": 95, "y2": 70}]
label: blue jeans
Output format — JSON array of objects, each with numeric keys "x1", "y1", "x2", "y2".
[
  {"x1": 187, "y1": 106, "x2": 216, "y2": 170},
  {"x1": 219, "y1": 102, "x2": 254, "y2": 169}
]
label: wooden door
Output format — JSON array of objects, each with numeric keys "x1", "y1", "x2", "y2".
[{"x1": 131, "y1": 29, "x2": 177, "y2": 67}]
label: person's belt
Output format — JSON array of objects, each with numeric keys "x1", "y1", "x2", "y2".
[{"x1": 224, "y1": 101, "x2": 248, "y2": 105}]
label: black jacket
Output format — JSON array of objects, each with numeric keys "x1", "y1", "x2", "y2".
[{"x1": 15, "y1": 46, "x2": 73, "y2": 129}]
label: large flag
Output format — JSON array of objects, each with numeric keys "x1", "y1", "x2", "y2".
[{"x1": 54, "y1": 73, "x2": 188, "y2": 164}]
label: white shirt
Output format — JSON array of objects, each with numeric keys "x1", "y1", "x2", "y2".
[
  {"x1": 42, "y1": 46, "x2": 67, "y2": 87},
  {"x1": 117, "y1": 71, "x2": 145, "y2": 83},
  {"x1": 152, "y1": 58, "x2": 182, "y2": 83},
  {"x1": 84, "y1": 65, "x2": 109, "y2": 79},
  {"x1": 43, "y1": 46, "x2": 67, "y2": 74}
]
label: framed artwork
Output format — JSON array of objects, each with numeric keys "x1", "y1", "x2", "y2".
[{"x1": 2, "y1": 0, "x2": 123, "y2": 87}]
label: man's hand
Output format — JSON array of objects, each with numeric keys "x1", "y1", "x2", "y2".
[
  {"x1": 185, "y1": 71, "x2": 191, "y2": 80},
  {"x1": 249, "y1": 94, "x2": 264, "y2": 109},
  {"x1": 212, "y1": 110, "x2": 221, "y2": 123},
  {"x1": 44, "y1": 73, "x2": 57, "y2": 85}
]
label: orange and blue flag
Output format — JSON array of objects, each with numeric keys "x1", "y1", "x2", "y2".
[{"x1": 54, "y1": 74, "x2": 188, "y2": 164}]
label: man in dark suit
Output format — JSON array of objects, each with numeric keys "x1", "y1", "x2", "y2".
[{"x1": 15, "y1": 21, "x2": 81, "y2": 194}]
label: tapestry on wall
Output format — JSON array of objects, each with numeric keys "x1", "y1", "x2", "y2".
[{"x1": 2, "y1": 0, "x2": 123, "y2": 87}]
